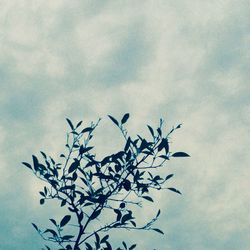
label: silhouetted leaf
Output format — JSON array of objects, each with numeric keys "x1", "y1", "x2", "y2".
[
  {"x1": 147, "y1": 125, "x2": 154, "y2": 138},
  {"x1": 32, "y1": 223, "x2": 39, "y2": 231},
  {"x1": 81, "y1": 127, "x2": 93, "y2": 133},
  {"x1": 49, "y1": 219, "x2": 57, "y2": 227},
  {"x1": 60, "y1": 215, "x2": 71, "y2": 227},
  {"x1": 121, "y1": 113, "x2": 129, "y2": 124},
  {"x1": 122, "y1": 241, "x2": 127, "y2": 250},
  {"x1": 44, "y1": 229, "x2": 57, "y2": 237},
  {"x1": 79, "y1": 146, "x2": 93, "y2": 155},
  {"x1": 61, "y1": 199, "x2": 66, "y2": 207},
  {"x1": 95, "y1": 232, "x2": 100, "y2": 248},
  {"x1": 152, "y1": 228, "x2": 164, "y2": 234},
  {"x1": 165, "y1": 174, "x2": 174, "y2": 181},
  {"x1": 176, "y1": 123, "x2": 182, "y2": 129},
  {"x1": 157, "y1": 127, "x2": 162, "y2": 137},
  {"x1": 129, "y1": 244, "x2": 137, "y2": 250},
  {"x1": 76, "y1": 121, "x2": 82, "y2": 129},
  {"x1": 156, "y1": 209, "x2": 161, "y2": 217},
  {"x1": 108, "y1": 115, "x2": 119, "y2": 127},
  {"x1": 22, "y1": 162, "x2": 32, "y2": 170},
  {"x1": 124, "y1": 137, "x2": 131, "y2": 152},
  {"x1": 101, "y1": 234, "x2": 109, "y2": 243},
  {"x1": 172, "y1": 152, "x2": 190, "y2": 157},
  {"x1": 68, "y1": 160, "x2": 79, "y2": 173},
  {"x1": 85, "y1": 243, "x2": 93, "y2": 250},
  {"x1": 105, "y1": 241, "x2": 112, "y2": 250},
  {"x1": 32, "y1": 155, "x2": 39, "y2": 171},
  {"x1": 114, "y1": 209, "x2": 122, "y2": 221},
  {"x1": 62, "y1": 235, "x2": 74, "y2": 240},
  {"x1": 130, "y1": 220, "x2": 136, "y2": 227},
  {"x1": 39, "y1": 191, "x2": 45, "y2": 197},
  {"x1": 90, "y1": 209, "x2": 101, "y2": 220},
  {"x1": 40, "y1": 151, "x2": 47, "y2": 159},
  {"x1": 142, "y1": 196, "x2": 154, "y2": 202},
  {"x1": 40, "y1": 199, "x2": 45, "y2": 205},
  {"x1": 158, "y1": 138, "x2": 169, "y2": 154},
  {"x1": 66, "y1": 118, "x2": 74, "y2": 130},
  {"x1": 121, "y1": 211, "x2": 133, "y2": 224},
  {"x1": 168, "y1": 187, "x2": 182, "y2": 195},
  {"x1": 123, "y1": 180, "x2": 131, "y2": 191}
]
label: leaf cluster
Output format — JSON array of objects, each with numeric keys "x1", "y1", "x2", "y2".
[{"x1": 22, "y1": 114, "x2": 189, "y2": 249}]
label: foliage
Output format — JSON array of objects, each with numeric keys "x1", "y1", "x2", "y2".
[{"x1": 22, "y1": 114, "x2": 189, "y2": 250}]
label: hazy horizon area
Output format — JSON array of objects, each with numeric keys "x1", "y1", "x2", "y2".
[{"x1": 0, "y1": 1, "x2": 249, "y2": 249}]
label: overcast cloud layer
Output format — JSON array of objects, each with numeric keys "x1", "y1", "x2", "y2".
[{"x1": 0, "y1": 1, "x2": 249, "y2": 249}]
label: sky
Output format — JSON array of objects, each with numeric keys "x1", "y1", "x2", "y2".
[{"x1": 0, "y1": 1, "x2": 249, "y2": 249}]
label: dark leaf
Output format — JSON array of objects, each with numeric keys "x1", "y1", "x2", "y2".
[
  {"x1": 101, "y1": 234, "x2": 109, "y2": 243},
  {"x1": 176, "y1": 123, "x2": 182, "y2": 129},
  {"x1": 81, "y1": 127, "x2": 93, "y2": 133},
  {"x1": 147, "y1": 125, "x2": 154, "y2": 138},
  {"x1": 40, "y1": 151, "x2": 47, "y2": 159},
  {"x1": 156, "y1": 209, "x2": 161, "y2": 217},
  {"x1": 121, "y1": 212, "x2": 133, "y2": 224},
  {"x1": 114, "y1": 209, "x2": 122, "y2": 221},
  {"x1": 123, "y1": 180, "x2": 131, "y2": 191},
  {"x1": 165, "y1": 174, "x2": 174, "y2": 181},
  {"x1": 158, "y1": 138, "x2": 169, "y2": 153},
  {"x1": 31, "y1": 223, "x2": 39, "y2": 231},
  {"x1": 85, "y1": 243, "x2": 93, "y2": 250},
  {"x1": 129, "y1": 244, "x2": 137, "y2": 250},
  {"x1": 157, "y1": 127, "x2": 162, "y2": 137},
  {"x1": 32, "y1": 155, "x2": 39, "y2": 171},
  {"x1": 152, "y1": 228, "x2": 164, "y2": 234},
  {"x1": 72, "y1": 172, "x2": 77, "y2": 181},
  {"x1": 90, "y1": 209, "x2": 101, "y2": 220},
  {"x1": 124, "y1": 137, "x2": 131, "y2": 152},
  {"x1": 40, "y1": 199, "x2": 45, "y2": 205},
  {"x1": 68, "y1": 160, "x2": 79, "y2": 173},
  {"x1": 62, "y1": 235, "x2": 74, "y2": 240},
  {"x1": 44, "y1": 229, "x2": 57, "y2": 237},
  {"x1": 39, "y1": 191, "x2": 45, "y2": 197},
  {"x1": 49, "y1": 219, "x2": 57, "y2": 227},
  {"x1": 79, "y1": 146, "x2": 93, "y2": 155},
  {"x1": 95, "y1": 232, "x2": 100, "y2": 248},
  {"x1": 22, "y1": 162, "x2": 32, "y2": 170},
  {"x1": 130, "y1": 220, "x2": 136, "y2": 227},
  {"x1": 122, "y1": 241, "x2": 127, "y2": 250},
  {"x1": 142, "y1": 196, "x2": 153, "y2": 202},
  {"x1": 167, "y1": 187, "x2": 182, "y2": 195},
  {"x1": 108, "y1": 115, "x2": 119, "y2": 127},
  {"x1": 76, "y1": 121, "x2": 83, "y2": 129},
  {"x1": 60, "y1": 215, "x2": 71, "y2": 227},
  {"x1": 105, "y1": 241, "x2": 112, "y2": 250},
  {"x1": 66, "y1": 118, "x2": 74, "y2": 130},
  {"x1": 121, "y1": 113, "x2": 130, "y2": 124},
  {"x1": 172, "y1": 152, "x2": 190, "y2": 157}
]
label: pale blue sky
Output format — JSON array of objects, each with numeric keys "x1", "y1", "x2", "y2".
[{"x1": 0, "y1": 1, "x2": 250, "y2": 249}]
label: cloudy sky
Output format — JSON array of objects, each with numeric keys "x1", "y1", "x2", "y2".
[{"x1": 0, "y1": 1, "x2": 249, "y2": 249}]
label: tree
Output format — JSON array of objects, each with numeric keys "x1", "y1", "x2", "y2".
[{"x1": 22, "y1": 114, "x2": 189, "y2": 250}]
